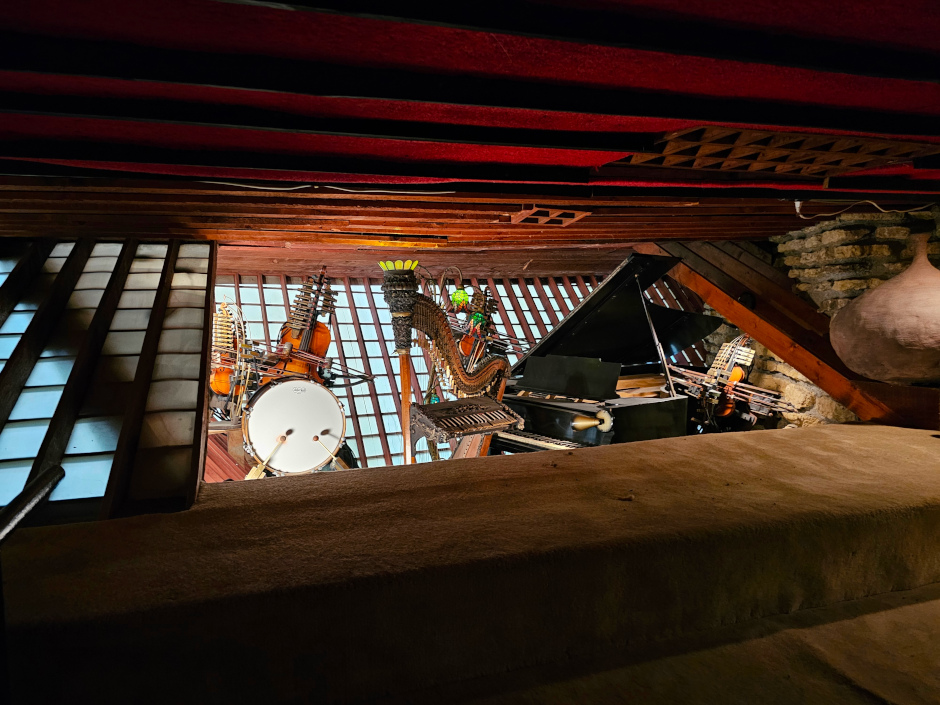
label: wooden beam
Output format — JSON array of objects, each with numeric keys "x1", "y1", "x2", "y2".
[
  {"x1": 0, "y1": 239, "x2": 92, "y2": 430},
  {"x1": 28, "y1": 239, "x2": 137, "y2": 481},
  {"x1": 100, "y1": 240, "x2": 180, "y2": 519},
  {"x1": 0, "y1": 239, "x2": 54, "y2": 329},
  {"x1": 682, "y1": 241, "x2": 831, "y2": 337},
  {"x1": 257, "y1": 2, "x2": 937, "y2": 83},
  {"x1": 187, "y1": 241, "x2": 217, "y2": 506},
  {"x1": 4, "y1": 32, "x2": 937, "y2": 137}
]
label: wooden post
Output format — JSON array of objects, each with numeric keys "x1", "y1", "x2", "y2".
[{"x1": 400, "y1": 351, "x2": 413, "y2": 464}]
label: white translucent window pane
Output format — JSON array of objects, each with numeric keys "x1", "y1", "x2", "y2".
[
  {"x1": 0, "y1": 460, "x2": 31, "y2": 504},
  {"x1": 362, "y1": 436, "x2": 383, "y2": 457},
  {"x1": 240, "y1": 304, "x2": 262, "y2": 321},
  {"x1": 75, "y1": 272, "x2": 111, "y2": 290},
  {"x1": 67, "y1": 416, "x2": 123, "y2": 454},
  {"x1": 157, "y1": 329, "x2": 202, "y2": 353},
  {"x1": 109, "y1": 309, "x2": 151, "y2": 331},
  {"x1": 0, "y1": 334, "x2": 18, "y2": 359},
  {"x1": 372, "y1": 375, "x2": 392, "y2": 394},
  {"x1": 168, "y1": 290, "x2": 205, "y2": 307},
  {"x1": 68, "y1": 289, "x2": 104, "y2": 309},
  {"x1": 130, "y1": 258, "x2": 165, "y2": 273},
  {"x1": 50, "y1": 243, "x2": 76, "y2": 259},
  {"x1": 0, "y1": 311, "x2": 34, "y2": 334},
  {"x1": 237, "y1": 286, "x2": 260, "y2": 305},
  {"x1": 25, "y1": 358, "x2": 74, "y2": 386},
  {"x1": 10, "y1": 386, "x2": 65, "y2": 420},
  {"x1": 83, "y1": 256, "x2": 118, "y2": 273},
  {"x1": 387, "y1": 434, "x2": 403, "y2": 454},
  {"x1": 125, "y1": 273, "x2": 161, "y2": 290},
  {"x1": 153, "y1": 354, "x2": 201, "y2": 380},
  {"x1": 262, "y1": 287, "x2": 284, "y2": 305},
  {"x1": 171, "y1": 273, "x2": 207, "y2": 289},
  {"x1": 118, "y1": 289, "x2": 157, "y2": 309},
  {"x1": 174, "y1": 258, "x2": 209, "y2": 273},
  {"x1": 214, "y1": 286, "x2": 236, "y2": 304},
  {"x1": 68, "y1": 309, "x2": 95, "y2": 329},
  {"x1": 0, "y1": 419, "x2": 50, "y2": 460},
  {"x1": 358, "y1": 415, "x2": 378, "y2": 434},
  {"x1": 0, "y1": 256, "x2": 20, "y2": 274},
  {"x1": 99, "y1": 355, "x2": 139, "y2": 382},
  {"x1": 162, "y1": 308, "x2": 203, "y2": 329},
  {"x1": 179, "y1": 243, "x2": 210, "y2": 258},
  {"x1": 42, "y1": 257, "x2": 67, "y2": 273},
  {"x1": 103, "y1": 331, "x2": 145, "y2": 355},
  {"x1": 92, "y1": 242, "x2": 122, "y2": 256},
  {"x1": 265, "y1": 306, "x2": 286, "y2": 322},
  {"x1": 136, "y1": 244, "x2": 167, "y2": 258},
  {"x1": 140, "y1": 411, "x2": 195, "y2": 448},
  {"x1": 146, "y1": 380, "x2": 198, "y2": 411},
  {"x1": 50, "y1": 454, "x2": 113, "y2": 501}
]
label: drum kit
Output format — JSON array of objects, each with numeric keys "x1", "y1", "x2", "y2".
[{"x1": 209, "y1": 269, "x2": 371, "y2": 478}]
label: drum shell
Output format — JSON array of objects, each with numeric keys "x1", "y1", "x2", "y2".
[{"x1": 242, "y1": 379, "x2": 346, "y2": 474}]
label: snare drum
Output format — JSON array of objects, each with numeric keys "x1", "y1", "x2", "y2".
[{"x1": 242, "y1": 379, "x2": 347, "y2": 474}]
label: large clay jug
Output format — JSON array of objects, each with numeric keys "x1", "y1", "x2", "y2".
[{"x1": 830, "y1": 232, "x2": 940, "y2": 384}]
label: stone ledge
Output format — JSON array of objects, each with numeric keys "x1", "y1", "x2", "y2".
[{"x1": 5, "y1": 425, "x2": 940, "y2": 704}]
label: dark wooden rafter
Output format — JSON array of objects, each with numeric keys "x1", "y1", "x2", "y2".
[
  {"x1": 0, "y1": 238, "x2": 92, "y2": 430},
  {"x1": 28, "y1": 239, "x2": 137, "y2": 481},
  {"x1": 187, "y1": 240, "x2": 217, "y2": 506},
  {"x1": 260, "y1": 1, "x2": 939, "y2": 82},
  {"x1": 0, "y1": 91, "x2": 658, "y2": 154},
  {"x1": 634, "y1": 241, "x2": 911, "y2": 426},
  {"x1": 0, "y1": 238, "x2": 54, "y2": 329},
  {"x1": 2, "y1": 32, "x2": 938, "y2": 139},
  {"x1": 100, "y1": 240, "x2": 180, "y2": 519}
]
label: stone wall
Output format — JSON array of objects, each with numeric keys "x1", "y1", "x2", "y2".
[{"x1": 702, "y1": 212, "x2": 939, "y2": 428}]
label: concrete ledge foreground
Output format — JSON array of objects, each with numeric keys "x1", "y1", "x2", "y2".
[{"x1": 4, "y1": 424, "x2": 940, "y2": 703}]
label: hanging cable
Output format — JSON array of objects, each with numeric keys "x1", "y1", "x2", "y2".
[
  {"x1": 197, "y1": 180, "x2": 457, "y2": 195},
  {"x1": 794, "y1": 199, "x2": 935, "y2": 219}
]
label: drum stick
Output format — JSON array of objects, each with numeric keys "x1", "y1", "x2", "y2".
[
  {"x1": 312, "y1": 435, "x2": 341, "y2": 466},
  {"x1": 245, "y1": 434, "x2": 287, "y2": 480}
]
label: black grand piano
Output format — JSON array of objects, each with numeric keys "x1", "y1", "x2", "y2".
[{"x1": 491, "y1": 254, "x2": 722, "y2": 454}]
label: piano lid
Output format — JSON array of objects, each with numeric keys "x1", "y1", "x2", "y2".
[{"x1": 512, "y1": 254, "x2": 722, "y2": 374}]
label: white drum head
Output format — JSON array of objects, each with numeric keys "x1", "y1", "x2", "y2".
[{"x1": 244, "y1": 380, "x2": 346, "y2": 473}]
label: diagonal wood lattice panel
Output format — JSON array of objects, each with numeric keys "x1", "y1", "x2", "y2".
[{"x1": 626, "y1": 128, "x2": 940, "y2": 178}]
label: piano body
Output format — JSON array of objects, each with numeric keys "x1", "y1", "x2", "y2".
[{"x1": 492, "y1": 254, "x2": 722, "y2": 454}]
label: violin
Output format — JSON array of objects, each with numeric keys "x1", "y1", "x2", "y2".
[{"x1": 267, "y1": 267, "x2": 334, "y2": 384}]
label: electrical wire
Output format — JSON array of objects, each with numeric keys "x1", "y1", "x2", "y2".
[
  {"x1": 197, "y1": 180, "x2": 457, "y2": 195},
  {"x1": 795, "y1": 199, "x2": 935, "y2": 219},
  {"x1": 199, "y1": 181, "x2": 314, "y2": 191},
  {"x1": 319, "y1": 185, "x2": 457, "y2": 195}
]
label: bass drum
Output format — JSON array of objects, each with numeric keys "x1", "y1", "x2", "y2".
[{"x1": 242, "y1": 379, "x2": 347, "y2": 475}]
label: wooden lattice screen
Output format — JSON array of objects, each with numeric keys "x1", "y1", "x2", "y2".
[{"x1": 0, "y1": 237, "x2": 215, "y2": 522}]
